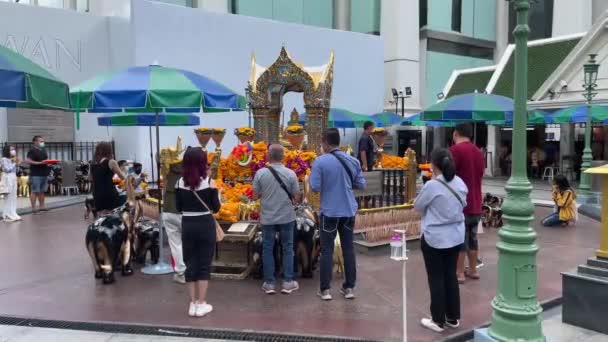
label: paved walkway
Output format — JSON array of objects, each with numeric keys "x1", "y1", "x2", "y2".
[
  {"x1": 0, "y1": 204, "x2": 600, "y2": 341},
  {"x1": 0, "y1": 325, "x2": 235, "y2": 342},
  {"x1": 0, "y1": 194, "x2": 86, "y2": 217}
]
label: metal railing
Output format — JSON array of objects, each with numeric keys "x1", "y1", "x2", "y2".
[{"x1": 0, "y1": 141, "x2": 114, "y2": 162}]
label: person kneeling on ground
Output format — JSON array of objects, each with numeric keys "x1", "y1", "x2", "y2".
[
  {"x1": 253, "y1": 144, "x2": 301, "y2": 295},
  {"x1": 542, "y1": 175, "x2": 577, "y2": 227},
  {"x1": 414, "y1": 148, "x2": 467, "y2": 333}
]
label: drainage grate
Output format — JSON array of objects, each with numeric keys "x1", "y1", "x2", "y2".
[{"x1": 0, "y1": 316, "x2": 381, "y2": 342}]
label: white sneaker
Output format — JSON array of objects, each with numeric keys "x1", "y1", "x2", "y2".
[
  {"x1": 317, "y1": 290, "x2": 332, "y2": 301},
  {"x1": 420, "y1": 318, "x2": 444, "y2": 333},
  {"x1": 195, "y1": 302, "x2": 213, "y2": 317},
  {"x1": 188, "y1": 302, "x2": 197, "y2": 317},
  {"x1": 173, "y1": 273, "x2": 186, "y2": 284}
]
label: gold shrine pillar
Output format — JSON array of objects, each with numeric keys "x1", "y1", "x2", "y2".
[
  {"x1": 305, "y1": 106, "x2": 328, "y2": 153},
  {"x1": 267, "y1": 110, "x2": 281, "y2": 144},
  {"x1": 253, "y1": 107, "x2": 269, "y2": 142}
]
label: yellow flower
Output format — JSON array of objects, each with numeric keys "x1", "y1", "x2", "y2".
[
  {"x1": 235, "y1": 127, "x2": 255, "y2": 136},
  {"x1": 286, "y1": 125, "x2": 304, "y2": 134},
  {"x1": 195, "y1": 127, "x2": 213, "y2": 134}
]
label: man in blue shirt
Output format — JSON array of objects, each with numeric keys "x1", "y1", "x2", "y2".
[{"x1": 309, "y1": 128, "x2": 366, "y2": 300}]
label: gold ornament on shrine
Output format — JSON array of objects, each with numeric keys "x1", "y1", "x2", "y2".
[{"x1": 248, "y1": 47, "x2": 334, "y2": 153}]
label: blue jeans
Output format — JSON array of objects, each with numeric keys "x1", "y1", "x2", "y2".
[
  {"x1": 542, "y1": 212, "x2": 564, "y2": 227},
  {"x1": 263, "y1": 221, "x2": 295, "y2": 283},
  {"x1": 320, "y1": 215, "x2": 356, "y2": 291}
]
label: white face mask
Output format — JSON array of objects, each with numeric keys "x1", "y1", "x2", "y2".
[{"x1": 10, "y1": 150, "x2": 16, "y2": 156}]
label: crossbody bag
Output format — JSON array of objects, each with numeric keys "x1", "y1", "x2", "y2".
[
  {"x1": 435, "y1": 178, "x2": 464, "y2": 208},
  {"x1": 191, "y1": 189, "x2": 225, "y2": 242},
  {"x1": 328, "y1": 151, "x2": 355, "y2": 186},
  {"x1": 266, "y1": 166, "x2": 293, "y2": 202}
]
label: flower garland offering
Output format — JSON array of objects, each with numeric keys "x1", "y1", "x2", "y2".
[
  {"x1": 231, "y1": 142, "x2": 254, "y2": 166},
  {"x1": 286, "y1": 124, "x2": 304, "y2": 134},
  {"x1": 234, "y1": 127, "x2": 255, "y2": 137},
  {"x1": 212, "y1": 128, "x2": 226, "y2": 134}
]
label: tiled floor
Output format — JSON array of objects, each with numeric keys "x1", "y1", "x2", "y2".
[
  {"x1": 542, "y1": 307, "x2": 606, "y2": 342},
  {"x1": 0, "y1": 205, "x2": 600, "y2": 342},
  {"x1": 0, "y1": 325, "x2": 233, "y2": 342}
]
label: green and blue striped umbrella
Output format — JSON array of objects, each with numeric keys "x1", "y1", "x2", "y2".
[
  {"x1": 488, "y1": 110, "x2": 551, "y2": 126},
  {"x1": 71, "y1": 65, "x2": 246, "y2": 113},
  {"x1": 299, "y1": 108, "x2": 373, "y2": 128},
  {"x1": 552, "y1": 105, "x2": 608, "y2": 124},
  {"x1": 97, "y1": 113, "x2": 200, "y2": 127},
  {"x1": 401, "y1": 113, "x2": 455, "y2": 127},
  {"x1": 371, "y1": 112, "x2": 403, "y2": 127},
  {"x1": 0, "y1": 44, "x2": 70, "y2": 109},
  {"x1": 421, "y1": 93, "x2": 513, "y2": 122}
]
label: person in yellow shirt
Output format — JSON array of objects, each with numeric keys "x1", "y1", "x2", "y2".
[{"x1": 542, "y1": 175, "x2": 577, "y2": 227}]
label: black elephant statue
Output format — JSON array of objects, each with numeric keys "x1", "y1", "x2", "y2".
[
  {"x1": 85, "y1": 176, "x2": 140, "y2": 284},
  {"x1": 133, "y1": 218, "x2": 160, "y2": 265},
  {"x1": 251, "y1": 203, "x2": 319, "y2": 279}
]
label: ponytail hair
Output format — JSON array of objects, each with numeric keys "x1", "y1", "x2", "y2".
[{"x1": 431, "y1": 148, "x2": 456, "y2": 182}]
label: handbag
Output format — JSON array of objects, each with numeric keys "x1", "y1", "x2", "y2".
[
  {"x1": 0, "y1": 172, "x2": 8, "y2": 195},
  {"x1": 190, "y1": 189, "x2": 225, "y2": 242}
]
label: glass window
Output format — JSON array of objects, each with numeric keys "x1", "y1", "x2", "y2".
[
  {"x1": 508, "y1": 0, "x2": 553, "y2": 43},
  {"x1": 451, "y1": 0, "x2": 462, "y2": 32},
  {"x1": 420, "y1": 0, "x2": 428, "y2": 28},
  {"x1": 351, "y1": 0, "x2": 380, "y2": 35}
]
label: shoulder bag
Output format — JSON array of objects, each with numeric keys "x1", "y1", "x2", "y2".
[
  {"x1": 266, "y1": 166, "x2": 293, "y2": 202},
  {"x1": 191, "y1": 189, "x2": 225, "y2": 242},
  {"x1": 328, "y1": 150, "x2": 355, "y2": 186},
  {"x1": 435, "y1": 178, "x2": 464, "y2": 208}
]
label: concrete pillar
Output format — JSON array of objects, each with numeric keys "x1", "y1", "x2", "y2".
[
  {"x1": 593, "y1": 0, "x2": 608, "y2": 24},
  {"x1": 381, "y1": 0, "x2": 420, "y2": 111},
  {"x1": 333, "y1": 0, "x2": 351, "y2": 31},
  {"x1": 560, "y1": 123, "x2": 575, "y2": 162},
  {"x1": 487, "y1": 125, "x2": 500, "y2": 176},
  {"x1": 193, "y1": 0, "x2": 229, "y2": 13},
  {"x1": 495, "y1": 0, "x2": 509, "y2": 62},
  {"x1": 553, "y1": 0, "x2": 592, "y2": 36},
  {"x1": 63, "y1": 0, "x2": 77, "y2": 10},
  {"x1": 433, "y1": 127, "x2": 444, "y2": 149}
]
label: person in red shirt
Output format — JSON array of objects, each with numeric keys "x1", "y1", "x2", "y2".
[{"x1": 449, "y1": 123, "x2": 485, "y2": 283}]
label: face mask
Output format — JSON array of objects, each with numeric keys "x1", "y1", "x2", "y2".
[
  {"x1": 39, "y1": 142, "x2": 45, "y2": 148},
  {"x1": 9, "y1": 150, "x2": 16, "y2": 156}
]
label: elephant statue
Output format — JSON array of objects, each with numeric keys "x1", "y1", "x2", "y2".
[
  {"x1": 133, "y1": 218, "x2": 160, "y2": 265},
  {"x1": 85, "y1": 176, "x2": 140, "y2": 284}
]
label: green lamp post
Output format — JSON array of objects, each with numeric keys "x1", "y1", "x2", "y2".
[
  {"x1": 487, "y1": 0, "x2": 545, "y2": 340},
  {"x1": 578, "y1": 54, "x2": 600, "y2": 193}
]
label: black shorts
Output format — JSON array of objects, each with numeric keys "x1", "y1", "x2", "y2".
[{"x1": 461, "y1": 214, "x2": 481, "y2": 252}]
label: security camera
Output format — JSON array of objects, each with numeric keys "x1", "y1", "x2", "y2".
[
  {"x1": 559, "y1": 80, "x2": 568, "y2": 89},
  {"x1": 405, "y1": 87, "x2": 412, "y2": 96}
]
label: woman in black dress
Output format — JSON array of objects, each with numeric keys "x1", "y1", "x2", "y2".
[
  {"x1": 91, "y1": 142, "x2": 125, "y2": 215},
  {"x1": 175, "y1": 147, "x2": 220, "y2": 318}
]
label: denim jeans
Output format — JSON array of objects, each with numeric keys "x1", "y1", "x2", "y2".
[
  {"x1": 541, "y1": 212, "x2": 563, "y2": 227},
  {"x1": 263, "y1": 221, "x2": 295, "y2": 283},
  {"x1": 320, "y1": 215, "x2": 356, "y2": 291}
]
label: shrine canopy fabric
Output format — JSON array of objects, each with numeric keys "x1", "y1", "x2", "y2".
[
  {"x1": 487, "y1": 109, "x2": 551, "y2": 126},
  {"x1": 421, "y1": 93, "x2": 512, "y2": 122},
  {"x1": 97, "y1": 113, "x2": 200, "y2": 127},
  {"x1": 0, "y1": 44, "x2": 70, "y2": 110},
  {"x1": 70, "y1": 65, "x2": 246, "y2": 113},
  {"x1": 401, "y1": 113, "x2": 455, "y2": 127},
  {"x1": 552, "y1": 105, "x2": 608, "y2": 124},
  {"x1": 299, "y1": 108, "x2": 374, "y2": 128}
]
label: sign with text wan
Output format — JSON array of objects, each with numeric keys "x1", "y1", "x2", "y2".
[{"x1": 7, "y1": 108, "x2": 74, "y2": 142}]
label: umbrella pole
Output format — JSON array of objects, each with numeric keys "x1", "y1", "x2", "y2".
[
  {"x1": 142, "y1": 109, "x2": 173, "y2": 275},
  {"x1": 149, "y1": 126, "x2": 155, "y2": 185}
]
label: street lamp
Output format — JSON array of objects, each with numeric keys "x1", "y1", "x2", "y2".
[
  {"x1": 579, "y1": 54, "x2": 600, "y2": 193},
  {"x1": 245, "y1": 81, "x2": 253, "y2": 128},
  {"x1": 391, "y1": 87, "x2": 412, "y2": 117},
  {"x1": 484, "y1": 0, "x2": 545, "y2": 341}
]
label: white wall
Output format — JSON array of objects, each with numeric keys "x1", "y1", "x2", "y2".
[
  {"x1": 553, "y1": 0, "x2": 592, "y2": 36},
  {"x1": 0, "y1": 1, "x2": 132, "y2": 143},
  {"x1": 127, "y1": 0, "x2": 384, "y2": 171}
]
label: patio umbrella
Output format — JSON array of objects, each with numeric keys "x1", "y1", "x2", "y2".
[
  {"x1": 0, "y1": 44, "x2": 70, "y2": 109},
  {"x1": 421, "y1": 93, "x2": 513, "y2": 122},
  {"x1": 71, "y1": 65, "x2": 244, "y2": 275},
  {"x1": 488, "y1": 110, "x2": 551, "y2": 126},
  {"x1": 299, "y1": 108, "x2": 373, "y2": 128},
  {"x1": 371, "y1": 112, "x2": 403, "y2": 127},
  {"x1": 551, "y1": 105, "x2": 608, "y2": 124},
  {"x1": 401, "y1": 113, "x2": 455, "y2": 127},
  {"x1": 97, "y1": 113, "x2": 200, "y2": 184}
]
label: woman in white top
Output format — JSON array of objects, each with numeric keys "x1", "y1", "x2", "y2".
[
  {"x1": 1, "y1": 145, "x2": 21, "y2": 222},
  {"x1": 414, "y1": 148, "x2": 468, "y2": 333}
]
